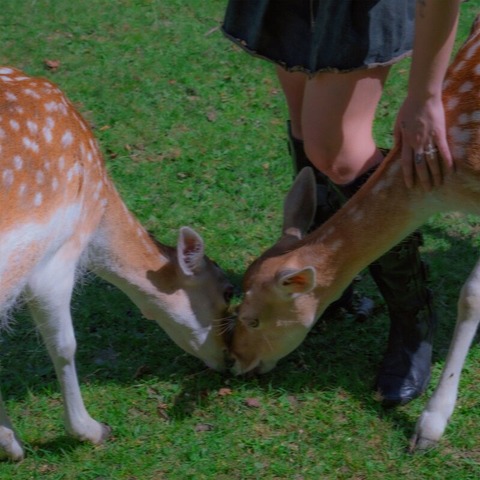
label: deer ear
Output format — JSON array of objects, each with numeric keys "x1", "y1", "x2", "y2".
[
  {"x1": 282, "y1": 167, "x2": 316, "y2": 239},
  {"x1": 177, "y1": 226, "x2": 205, "y2": 276},
  {"x1": 275, "y1": 267, "x2": 316, "y2": 296}
]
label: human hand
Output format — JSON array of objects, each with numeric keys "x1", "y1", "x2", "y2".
[{"x1": 394, "y1": 94, "x2": 454, "y2": 191}]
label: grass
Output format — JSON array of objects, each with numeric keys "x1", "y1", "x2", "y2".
[{"x1": 0, "y1": 1, "x2": 479, "y2": 478}]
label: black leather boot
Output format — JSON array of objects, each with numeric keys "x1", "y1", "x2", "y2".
[
  {"x1": 369, "y1": 234, "x2": 436, "y2": 406},
  {"x1": 335, "y1": 161, "x2": 436, "y2": 407}
]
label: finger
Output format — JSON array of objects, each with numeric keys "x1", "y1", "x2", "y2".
[
  {"x1": 437, "y1": 139, "x2": 455, "y2": 173},
  {"x1": 401, "y1": 142, "x2": 414, "y2": 189},
  {"x1": 424, "y1": 145, "x2": 443, "y2": 187},
  {"x1": 415, "y1": 151, "x2": 433, "y2": 192},
  {"x1": 425, "y1": 156, "x2": 443, "y2": 187}
]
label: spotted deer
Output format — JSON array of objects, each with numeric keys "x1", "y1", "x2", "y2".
[
  {"x1": 0, "y1": 67, "x2": 233, "y2": 461},
  {"x1": 229, "y1": 16, "x2": 480, "y2": 449}
]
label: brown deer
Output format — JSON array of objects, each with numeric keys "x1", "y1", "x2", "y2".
[
  {"x1": 228, "y1": 16, "x2": 480, "y2": 450},
  {"x1": 0, "y1": 67, "x2": 233, "y2": 460}
]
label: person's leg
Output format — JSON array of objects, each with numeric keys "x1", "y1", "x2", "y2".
[
  {"x1": 276, "y1": 66, "x2": 343, "y2": 226},
  {"x1": 301, "y1": 67, "x2": 389, "y2": 185},
  {"x1": 275, "y1": 68, "x2": 306, "y2": 140}
]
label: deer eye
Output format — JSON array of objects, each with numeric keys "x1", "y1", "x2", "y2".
[{"x1": 244, "y1": 317, "x2": 259, "y2": 329}]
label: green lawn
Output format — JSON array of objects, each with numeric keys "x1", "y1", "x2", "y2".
[{"x1": 0, "y1": 1, "x2": 479, "y2": 479}]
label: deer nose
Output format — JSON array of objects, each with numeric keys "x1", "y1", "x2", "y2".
[{"x1": 223, "y1": 348, "x2": 235, "y2": 370}]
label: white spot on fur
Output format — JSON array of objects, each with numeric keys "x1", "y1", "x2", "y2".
[
  {"x1": 46, "y1": 117, "x2": 55, "y2": 129},
  {"x1": 44, "y1": 101, "x2": 58, "y2": 112},
  {"x1": 0, "y1": 127, "x2": 5, "y2": 139},
  {"x1": 22, "y1": 137, "x2": 39, "y2": 152},
  {"x1": 66, "y1": 162, "x2": 82, "y2": 183},
  {"x1": 5, "y1": 91, "x2": 17, "y2": 101},
  {"x1": 9, "y1": 119, "x2": 19, "y2": 131},
  {"x1": 58, "y1": 156, "x2": 65, "y2": 170},
  {"x1": 0, "y1": 67, "x2": 14, "y2": 75},
  {"x1": 13, "y1": 155, "x2": 23, "y2": 170},
  {"x1": 459, "y1": 81, "x2": 473, "y2": 93},
  {"x1": 27, "y1": 120, "x2": 38, "y2": 134},
  {"x1": 62, "y1": 130, "x2": 73, "y2": 147},
  {"x1": 43, "y1": 126, "x2": 53, "y2": 143},
  {"x1": 446, "y1": 97, "x2": 459, "y2": 111},
  {"x1": 465, "y1": 40, "x2": 480, "y2": 60},
  {"x1": 24, "y1": 88, "x2": 40, "y2": 99},
  {"x1": 324, "y1": 226, "x2": 335, "y2": 237},
  {"x1": 451, "y1": 144, "x2": 466, "y2": 159},
  {"x1": 453, "y1": 60, "x2": 466, "y2": 73},
  {"x1": 329, "y1": 239, "x2": 344, "y2": 252},
  {"x1": 34, "y1": 192, "x2": 42, "y2": 206},
  {"x1": 36, "y1": 170, "x2": 45, "y2": 185},
  {"x1": 471, "y1": 111, "x2": 480, "y2": 123},
  {"x1": 58, "y1": 103, "x2": 68, "y2": 115},
  {"x1": 372, "y1": 180, "x2": 386, "y2": 195},
  {"x1": 52, "y1": 177, "x2": 59, "y2": 191},
  {"x1": 449, "y1": 126, "x2": 471, "y2": 145},
  {"x1": 458, "y1": 113, "x2": 469, "y2": 125},
  {"x1": 3, "y1": 170, "x2": 13, "y2": 187},
  {"x1": 18, "y1": 183, "x2": 26, "y2": 196}
]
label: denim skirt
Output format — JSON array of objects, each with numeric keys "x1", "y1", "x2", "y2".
[{"x1": 222, "y1": 0, "x2": 416, "y2": 74}]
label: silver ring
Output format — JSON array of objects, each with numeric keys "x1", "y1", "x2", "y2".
[
  {"x1": 424, "y1": 144, "x2": 438, "y2": 156},
  {"x1": 415, "y1": 153, "x2": 424, "y2": 165}
]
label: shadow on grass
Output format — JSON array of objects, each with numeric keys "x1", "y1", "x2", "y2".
[
  {"x1": 25, "y1": 435, "x2": 84, "y2": 459},
  {"x1": 0, "y1": 219, "x2": 479, "y2": 452}
]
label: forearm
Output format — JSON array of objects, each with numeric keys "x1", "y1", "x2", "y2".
[{"x1": 408, "y1": 0, "x2": 461, "y2": 101}]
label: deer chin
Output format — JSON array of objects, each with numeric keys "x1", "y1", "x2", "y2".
[{"x1": 231, "y1": 357, "x2": 278, "y2": 376}]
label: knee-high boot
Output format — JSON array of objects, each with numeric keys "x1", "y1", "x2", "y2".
[
  {"x1": 369, "y1": 234, "x2": 436, "y2": 406},
  {"x1": 335, "y1": 164, "x2": 436, "y2": 406}
]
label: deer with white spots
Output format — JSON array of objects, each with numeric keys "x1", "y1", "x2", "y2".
[
  {"x1": 0, "y1": 67, "x2": 233, "y2": 461},
  {"x1": 228, "y1": 16, "x2": 480, "y2": 450}
]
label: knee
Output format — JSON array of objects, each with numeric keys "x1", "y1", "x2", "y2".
[
  {"x1": 50, "y1": 333, "x2": 77, "y2": 362},
  {"x1": 303, "y1": 141, "x2": 358, "y2": 185},
  {"x1": 459, "y1": 279, "x2": 480, "y2": 314}
]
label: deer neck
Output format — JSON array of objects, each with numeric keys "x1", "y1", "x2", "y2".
[
  {"x1": 88, "y1": 182, "x2": 175, "y2": 317},
  {"x1": 297, "y1": 150, "x2": 442, "y2": 302}
]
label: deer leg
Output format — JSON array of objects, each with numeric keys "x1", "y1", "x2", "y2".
[
  {"x1": 0, "y1": 390, "x2": 24, "y2": 461},
  {"x1": 411, "y1": 260, "x2": 480, "y2": 450},
  {"x1": 26, "y1": 252, "x2": 110, "y2": 445}
]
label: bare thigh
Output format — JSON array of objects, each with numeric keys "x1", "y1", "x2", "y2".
[
  {"x1": 276, "y1": 67, "x2": 307, "y2": 139},
  {"x1": 302, "y1": 67, "x2": 390, "y2": 184}
]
